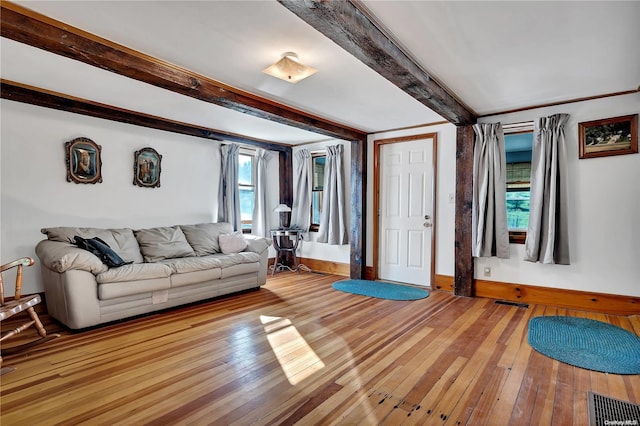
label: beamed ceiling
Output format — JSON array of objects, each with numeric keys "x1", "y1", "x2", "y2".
[{"x1": 2, "y1": 0, "x2": 638, "y2": 145}]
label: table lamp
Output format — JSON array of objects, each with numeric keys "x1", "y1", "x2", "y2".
[{"x1": 273, "y1": 204, "x2": 292, "y2": 229}]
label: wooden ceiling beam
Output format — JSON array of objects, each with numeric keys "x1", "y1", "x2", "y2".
[
  {"x1": 1, "y1": 79, "x2": 292, "y2": 152},
  {"x1": 0, "y1": 1, "x2": 366, "y2": 142},
  {"x1": 278, "y1": 0, "x2": 476, "y2": 126}
]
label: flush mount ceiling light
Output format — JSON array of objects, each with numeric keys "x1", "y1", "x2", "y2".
[{"x1": 262, "y1": 52, "x2": 317, "y2": 83}]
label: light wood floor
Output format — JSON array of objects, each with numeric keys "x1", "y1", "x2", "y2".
[{"x1": 1, "y1": 272, "x2": 639, "y2": 425}]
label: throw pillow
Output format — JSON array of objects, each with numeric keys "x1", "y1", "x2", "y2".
[
  {"x1": 73, "y1": 236, "x2": 131, "y2": 268},
  {"x1": 218, "y1": 232, "x2": 248, "y2": 254}
]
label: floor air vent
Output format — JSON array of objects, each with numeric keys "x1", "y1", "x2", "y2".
[
  {"x1": 494, "y1": 300, "x2": 529, "y2": 308},
  {"x1": 588, "y1": 391, "x2": 640, "y2": 426}
]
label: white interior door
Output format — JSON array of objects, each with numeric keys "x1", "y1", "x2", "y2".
[{"x1": 378, "y1": 137, "x2": 434, "y2": 286}]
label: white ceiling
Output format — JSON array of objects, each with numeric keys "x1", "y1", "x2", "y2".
[
  {"x1": 3, "y1": 1, "x2": 638, "y2": 144},
  {"x1": 361, "y1": 0, "x2": 640, "y2": 115}
]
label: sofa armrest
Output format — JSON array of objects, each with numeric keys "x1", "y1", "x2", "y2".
[
  {"x1": 35, "y1": 240, "x2": 108, "y2": 274},
  {"x1": 243, "y1": 235, "x2": 272, "y2": 255}
]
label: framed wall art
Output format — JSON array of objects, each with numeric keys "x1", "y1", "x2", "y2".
[
  {"x1": 65, "y1": 137, "x2": 102, "y2": 184},
  {"x1": 133, "y1": 147, "x2": 162, "y2": 188},
  {"x1": 578, "y1": 114, "x2": 638, "y2": 159}
]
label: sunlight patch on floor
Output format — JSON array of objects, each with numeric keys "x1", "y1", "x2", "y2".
[{"x1": 260, "y1": 315, "x2": 325, "y2": 385}]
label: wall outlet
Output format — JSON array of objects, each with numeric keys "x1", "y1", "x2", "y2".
[
  {"x1": 483, "y1": 267, "x2": 491, "y2": 277},
  {"x1": 448, "y1": 193, "x2": 455, "y2": 203}
]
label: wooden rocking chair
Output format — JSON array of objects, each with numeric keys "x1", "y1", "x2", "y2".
[{"x1": 1, "y1": 257, "x2": 59, "y2": 375}]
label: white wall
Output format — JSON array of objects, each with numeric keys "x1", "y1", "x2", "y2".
[
  {"x1": 3, "y1": 93, "x2": 636, "y2": 298},
  {"x1": 476, "y1": 93, "x2": 640, "y2": 297},
  {"x1": 366, "y1": 123, "x2": 458, "y2": 277},
  {"x1": 1, "y1": 100, "x2": 280, "y2": 294},
  {"x1": 364, "y1": 94, "x2": 639, "y2": 298},
  {"x1": 291, "y1": 140, "x2": 351, "y2": 264}
]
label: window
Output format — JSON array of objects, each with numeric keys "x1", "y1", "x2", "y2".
[
  {"x1": 309, "y1": 154, "x2": 325, "y2": 232},
  {"x1": 238, "y1": 151, "x2": 255, "y2": 232},
  {"x1": 504, "y1": 124, "x2": 533, "y2": 244}
]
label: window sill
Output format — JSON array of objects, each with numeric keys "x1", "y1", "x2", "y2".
[{"x1": 509, "y1": 231, "x2": 526, "y2": 244}]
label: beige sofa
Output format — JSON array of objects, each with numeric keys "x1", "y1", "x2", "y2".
[{"x1": 35, "y1": 222, "x2": 271, "y2": 329}]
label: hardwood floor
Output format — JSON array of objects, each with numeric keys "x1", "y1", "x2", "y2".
[{"x1": 1, "y1": 272, "x2": 639, "y2": 425}]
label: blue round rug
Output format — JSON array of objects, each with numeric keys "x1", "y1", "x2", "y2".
[
  {"x1": 332, "y1": 279, "x2": 429, "y2": 301},
  {"x1": 528, "y1": 316, "x2": 640, "y2": 375}
]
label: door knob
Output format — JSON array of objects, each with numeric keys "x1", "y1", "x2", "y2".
[{"x1": 423, "y1": 222, "x2": 432, "y2": 228}]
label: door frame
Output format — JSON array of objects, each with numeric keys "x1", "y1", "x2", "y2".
[{"x1": 373, "y1": 133, "x2": 438, "y2": 285}]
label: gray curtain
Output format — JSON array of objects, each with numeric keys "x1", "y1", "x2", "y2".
[
  {"x1": 252, "y1": 148, "x2": 271, "y2": 237},
  {"x1": 472, "y1": 123, "x2": 510, "y2": 258},
  {"x1": 525, "y1": 113, "x2": 570, "y2": 264},
  {"x1": 317, "y1": 144, "x2": 348, "y2": 245},
  {"x1": 217, "y1": 143, "x2": 241, "y2": 231},
  {"x1": 290, "y1": 149, "x2": 312, "y2": 231}
]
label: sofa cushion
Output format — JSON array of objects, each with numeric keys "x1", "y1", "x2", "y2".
[
  {"x1": 170, "y1": 269, "x2": 222, "y2": 288},
  {"x1": 218, "y1": 232, "x2": 248, "y2": 254},
  {"x1": 234, "y1": 252, "x2": 262, "y2": 264},
  {"x1": 96, "y1": 263, "x2": 172, "y2": 284},
  {"x1": 207, "y1": 252, "x2": 261, "y2": 268},
  {"x1": 98, "y1": 277, "x2": 171, "y2": 300},
  {"x1": 180, "y1": 223, "x2": 232, "y2": 256},
  {"x1": 134, "y1": 226, "x2": 195, "y2": 262},
  {"x1": 221, "y1": 262, "x2": 260, "y2": 279},
  {"x1": 41, "y1": 227, "x2": 143, "y2": 264},
  {"x1": 159, "y1": 256, "x2": 223, "y2": 274}
]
